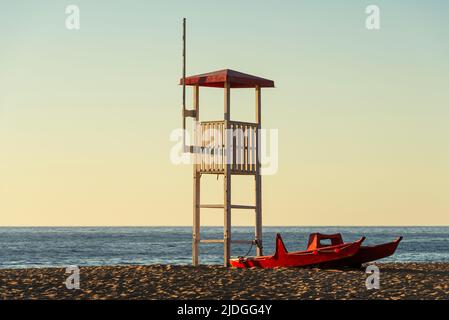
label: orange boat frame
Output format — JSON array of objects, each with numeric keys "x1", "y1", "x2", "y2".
[{"x1": 229, "y1": 234, "x2": 365, "y2": 268}]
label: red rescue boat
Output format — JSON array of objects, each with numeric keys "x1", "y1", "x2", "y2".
[
  {"x1": 229, "y1": 234, "x2": 365, "y2": 268},
  {"x1": 306, "y1": 233, "x2": 403, "y2": 268}
]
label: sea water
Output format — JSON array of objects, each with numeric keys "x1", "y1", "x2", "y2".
[{"x1": 0, "y1": 227, "x2": 448, "y2": 268}]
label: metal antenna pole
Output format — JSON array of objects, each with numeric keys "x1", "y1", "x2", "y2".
[{"x1": 182, "y1": 18, "x2": 187, "y2": 152}]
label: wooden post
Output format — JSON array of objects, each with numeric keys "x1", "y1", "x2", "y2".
[
  {"x1": 192, "y1": 85, "x2": 200, "y2": 266},
  {"x1": 255, "y1": 85, "x2": 263, "y2": 256},
  {"x1": 224, "y1": 80, "x2": 231, "y2": 267}
]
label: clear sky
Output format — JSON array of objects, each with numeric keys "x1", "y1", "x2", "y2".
[{"x1": 1, "y1": 1, "x2": 448, "y2": 226}]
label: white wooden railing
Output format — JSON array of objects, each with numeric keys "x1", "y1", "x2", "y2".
[{"x1": 195, "y1": 121, "x2": 258, "y2": 174}]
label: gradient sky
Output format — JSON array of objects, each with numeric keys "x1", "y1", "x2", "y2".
[{"x1": 1, "y1": 0, "x2": 448, "y2": 226}]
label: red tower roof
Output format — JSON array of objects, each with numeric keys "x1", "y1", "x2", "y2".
[{"x1": 180, "y1": 69, "x2": 275, "y2": 88}]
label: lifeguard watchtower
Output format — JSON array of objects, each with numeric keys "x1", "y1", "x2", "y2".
[
  {"x1": 179, "y1": 19, "x2": 274, "y2": 267},
  {"x1": 180, "y1": 69, "x2": 275, "y2": 266}
]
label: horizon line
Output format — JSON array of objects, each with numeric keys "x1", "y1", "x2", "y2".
[{"x1": 0, "y1": 225, "x2": 447, "y2": 228}]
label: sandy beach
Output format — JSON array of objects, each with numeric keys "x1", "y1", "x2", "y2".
[{"x1": 0, "y1": 263, "x2": 447, "y2": 300}]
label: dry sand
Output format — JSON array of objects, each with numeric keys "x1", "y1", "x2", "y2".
[{"x1": 0, "y1": 263, "x2": 447, "y2": 300}]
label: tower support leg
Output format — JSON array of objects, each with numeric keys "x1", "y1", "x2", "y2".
[
  {"x1": 192, "y1": 171, "x2": 200, "y2": 266},
  {"x1": 224, "y1": 172, "x2": 231, "y2": 267},
  {"x1": 255, "y1": 174, "x2": 263, "y2": 256},
  {"x1": 223, "y1": 80, "x2": 232, "y2": 267},
  {"x1": 255, "y1": 85, "x2": 263, "y2": 256},
  {"x1": 192, "y1": 84, "x2": 200, "y2": 266}
]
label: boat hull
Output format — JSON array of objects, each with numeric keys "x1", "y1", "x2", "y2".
[
  {"x1": 229, "y1": 234, "x2": 365, "y2": 269},
  {"x1": 320, "y1": 237, "x2": 403, "y2": 268}
]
